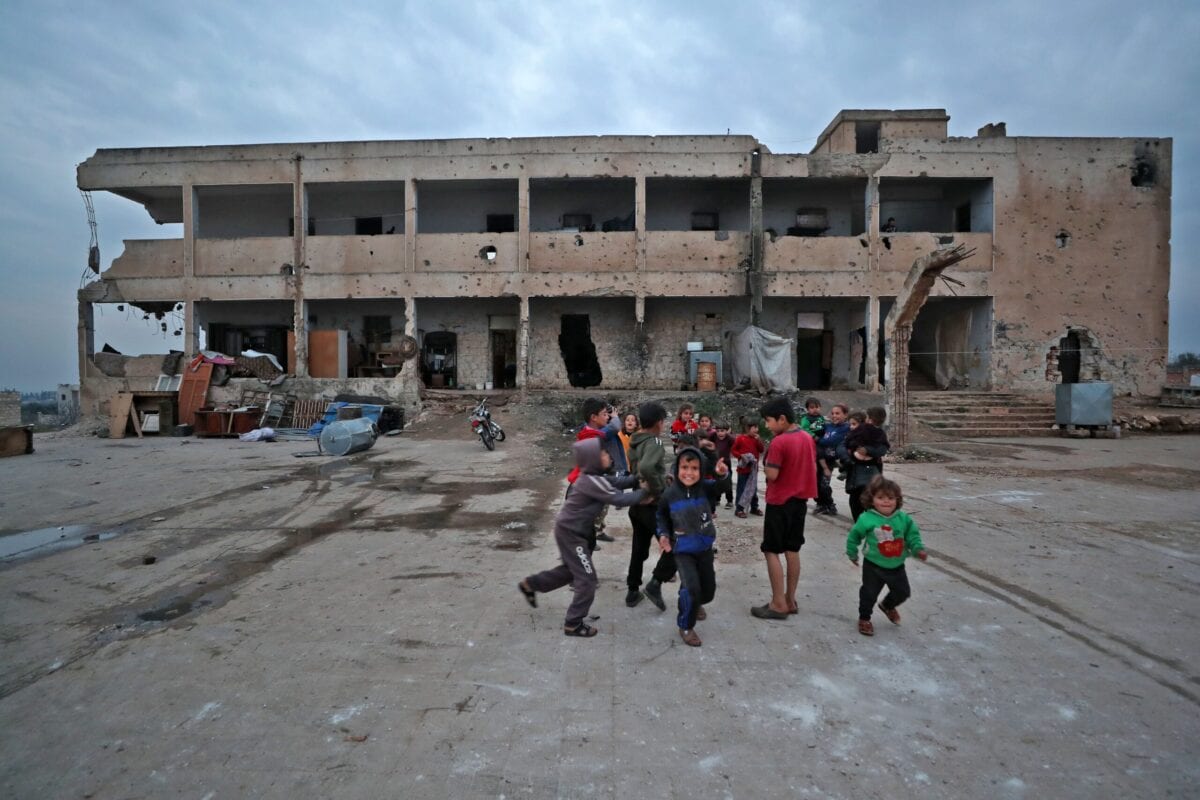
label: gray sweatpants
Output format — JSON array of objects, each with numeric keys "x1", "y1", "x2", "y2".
[{"x1": 524, "y1": 526, "x2": 598, "y2": 628}]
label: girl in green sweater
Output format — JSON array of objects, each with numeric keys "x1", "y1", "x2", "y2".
[{"x1": 845, "y1": 477, "x2": 927, "y2": 636}]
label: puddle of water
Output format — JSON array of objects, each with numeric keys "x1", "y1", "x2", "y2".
[{"x1": 0, "y1": 525, "x2": 119, "y2": 561}]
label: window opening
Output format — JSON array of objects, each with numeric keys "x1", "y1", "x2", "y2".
[
  {"x1": 855, "y1": 122, "x2": 880, "y2": 154},
  {"x1": 691, "y1": 211, "x2": 719, "y2": 231},
  {"x1": 356, "y1": 216, "x2": 383, "y2": 236},
  {"x1": 486, "y1": 214, "x2": 515, "y2": 233}
]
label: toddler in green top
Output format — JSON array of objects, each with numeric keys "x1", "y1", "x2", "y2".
[{"x1": 846, "y1": 476, "x2": 927, "y2": 636}]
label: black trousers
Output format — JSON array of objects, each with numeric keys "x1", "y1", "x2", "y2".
[
  {"x1": 817, "y1": 470, "x2": 835, "y2": 509},
  {"x1": 627, "y1": 504, "x2": 676, "y2": 590},
  {"x1": 858, "y1": 560, "x2": 911, "y2": 620},
  {"x1": 848, "y1": 488, "x2": 865, "y2": 520},
  {"x1": 675, "y1": 549, "x2": 716, "y2": 630}
]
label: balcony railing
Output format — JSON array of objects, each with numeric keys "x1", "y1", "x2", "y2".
[
  {"x1": 646, "y1": 231, "x2": 750, "y2": 272},
  {"x1": 195, "y1": 237, "x2": 294, "y2": 277},
  {"x1": 416, "y1": 233, "x2": 518, "y2": 272},
  {"x1": 764, "y1": 235, "x2": 868, "y2": 272},
  {"x1": 306, "y1": 235, "x2": 403, "y2": 274},
  {"x1": 106, "y1": 239, "x2": 185, "y2": 278},
  {"x1": 529, "y1": 232, "x2": 636, "y2": 272}
]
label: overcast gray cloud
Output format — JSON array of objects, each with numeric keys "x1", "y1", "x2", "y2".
[{"x1": 1, "y1": 0, "x2": 1196, "y2": 390}]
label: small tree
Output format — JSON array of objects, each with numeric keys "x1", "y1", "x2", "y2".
[{"x1": 1169, "y1": 352, "x2": 1200, "y2": 369}]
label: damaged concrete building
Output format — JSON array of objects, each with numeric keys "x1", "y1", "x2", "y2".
[{"x1": 75, "y1": 108, "x2": 1171, "y2": 419}]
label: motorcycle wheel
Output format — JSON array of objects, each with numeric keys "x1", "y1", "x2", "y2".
[
  {"x1": 493, "y1": 424, "x2": 506, "y2": 442},
  {"x1": 480, "y1": 427, "x2": 495, "y2": 450}
]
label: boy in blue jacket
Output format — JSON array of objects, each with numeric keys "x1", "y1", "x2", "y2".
[
  {"x1": 813, "y1": 403, "x2": 850, "y2": 516},
  {"x1": 655, "y1": 446, "x2": 728, "y2": 646}
]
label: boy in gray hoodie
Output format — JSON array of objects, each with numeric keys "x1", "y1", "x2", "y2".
[{"x1": 518, "y1": 438, "x2": 646, "y2": 637}]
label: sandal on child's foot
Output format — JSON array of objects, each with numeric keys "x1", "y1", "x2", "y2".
[
  {"x1": 564, "y1": 623, "x2": 598, "y2": 637},
  {"x1": 857, "y1": 619, "x2": 875, "y2": 636},
  {"x1": 878, "y1": 603, "x2": 901, "y2": 624},
  {"x1": 679, "y1": 628, "x2": 702, "y2": 647},
  {"x1": 517, "y1": 581, "x2": 536, "y2": 608}
]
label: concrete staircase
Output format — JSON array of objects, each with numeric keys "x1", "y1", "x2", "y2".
[{"x1": 908, "y1": 391, "x2": 1057, "y2": 438}]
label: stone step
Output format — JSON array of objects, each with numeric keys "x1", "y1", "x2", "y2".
[
  {"x1": 928, "y1": 426, "x2": 1059, "y2": 437},
  {"x1": 923, "y1": 420, "x2": 1055, "y2": 430},
  {"x1": 910, "y1": 406, "x2": 1054, "y2": 415}
]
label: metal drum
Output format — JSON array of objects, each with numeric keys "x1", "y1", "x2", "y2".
[{"x1": 319, "y1": 417, "x2": 378, "y2": 456}]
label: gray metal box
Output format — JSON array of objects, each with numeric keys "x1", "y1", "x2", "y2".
[{"x1": 1055, "y1": 382, "x2": 1113, "y2": 426}]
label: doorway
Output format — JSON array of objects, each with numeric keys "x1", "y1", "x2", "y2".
[
  {"x1": 797, "y1": 329, "x2": 833, "y2": 389},
  {"x1": 491, "y1": 330, "x2": 517, "y2": 388},
  {"x1": 421, "y1": 331, "x2": 457, "y2": 388}
]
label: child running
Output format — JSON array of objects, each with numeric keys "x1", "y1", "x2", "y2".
[
  {"x1": 845, "y1": 476, "x2": 927, "y2": 636},
  {"x1": 566, "y1": 398, "x2": 623, "y2": 543},
  {"x1": 626, "y1": 401, "x2": 676, "y2": 611},
  {"x1": 654, "y1": 446, "x2": 728, "y2": 646},
  {"x1": 519, "y1": 438, "x2": 646, "y2": 637}
]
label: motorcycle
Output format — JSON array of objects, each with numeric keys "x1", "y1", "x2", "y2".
[{"x1": 469, "y1": 397, "x2": 505, "y2": 450}]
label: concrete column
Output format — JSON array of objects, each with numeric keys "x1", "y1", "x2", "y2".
[
  {"x1": 404, "y1": 296, "x2": 417, "y2": 340},
  {"x1": 517, "y1": 176, "x2": 530, "y2": 272},
  {"x1": 749, "y1": 171, "x2": 764, "y2": 325},
  {"x1": 77, "y1": 300, "x2": 94, "y2": 386},
  {"x1": 183, "y1": 300, "x2": 199, "y2": 356},
  {"x1": 866, "y1": 175, "x2": 881, "y2": 276},
  {"x1": 404, "y1": 178, "x2": 417, "y2": 273},
  {"x1": 867, "y1": 175, "x2": 880, "y2": 239},
  {"x1": 635, "y1": 294, "x2": 645, "y2": 324},
  {"x1": 293, "y1": 298, "x2": 309, "y2": 377},
  {"x1": 182, "y1": 184, "x2": 196, "y2": 278},
  {"x1": 517, "y1": 296, "x2": 530, "y2": 388},
  {"x1": 291, "y1": 156, "x2": 308, "y2": 376},
  {"x1": 864, "y1": 295, "x2": 880, "y2": 390},
  {"x1": 635, "y1": 175, "x2": 647, "y2": 272}
]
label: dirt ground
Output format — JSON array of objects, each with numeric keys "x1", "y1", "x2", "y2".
[{"x1": 0, "y1": 399, "x2": 1197, "y2": 798}]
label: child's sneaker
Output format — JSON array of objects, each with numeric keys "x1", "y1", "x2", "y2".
[
  {"x1": 750, "y1": 508, "x2": 763, "y2": 516},
  {"x1": 625, "y1": 588, "x2": 643, "y2": 607},
  {"x1": 696, "y1": 606, "x2": 707, "y2": 621},
  {"x1": 878, "y1": 603, "x2": 901, "y2": 624},
  {"x1": 596, "y1": 531, "x2": 615, "y2": 542},
  {"x1": 679, "y1": 628, "x2": 702, "y2": 647},
  {"x1": 735, "y1": 510, "x2": 748, "y2": 519},
  {"x1": 724, "y1": 501, "x2": 733, "y2": 509},
  {"x1": 857, "y1": 619, "x2": 875, "y2": 636}
]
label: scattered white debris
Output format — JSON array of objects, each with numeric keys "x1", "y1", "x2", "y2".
[{"x1": 329, "y1": 704, "x2": 366, "y2": 725}]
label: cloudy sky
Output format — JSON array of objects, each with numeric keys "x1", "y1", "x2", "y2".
[{"x1": 1, "y1": 0, "x2": 1197, "y2": 391}]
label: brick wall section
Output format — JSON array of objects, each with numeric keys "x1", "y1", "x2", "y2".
[{"x1": 0, "y1": 392, "x2": 21, "y2": 427}]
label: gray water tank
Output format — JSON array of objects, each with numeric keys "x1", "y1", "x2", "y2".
[
  {"x1": 1055, "y1": 382, "x2": 1113, "y2": 426},
  {"x1": 319, "y1": 418, "x2": 379, "y2": 456}
]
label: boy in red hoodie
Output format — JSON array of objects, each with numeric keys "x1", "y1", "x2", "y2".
[{"x1": 566, "y1": 397, "x2": 623, "y2": 542}]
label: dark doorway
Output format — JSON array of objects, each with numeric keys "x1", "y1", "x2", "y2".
[
  {"x1": 797, "y1": 329, "x2": 833, "y2": 389},
  {"x1": 559, "y1": 315, "x2": 602, "y2": 387},
  {"x1": 491, "y1": 330, "x2": 517, "y2": 388},
  {"x1": 421, "y1": 331, "x2": 457, "y2": 388},
  {"x1": 1059, "y1": 331, "x2": 1081, "y2": 384}
]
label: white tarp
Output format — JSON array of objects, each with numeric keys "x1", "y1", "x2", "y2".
[{"x1": 731, "y1": 326, "x2": 795, "y2": 393}]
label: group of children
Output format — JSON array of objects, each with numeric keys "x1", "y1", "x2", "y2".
[{"x1": 518, "y1": 396, "x2": 927, "y2": 645}]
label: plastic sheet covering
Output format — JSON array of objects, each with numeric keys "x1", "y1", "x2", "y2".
[
  {"x1": 934, "y1": 308, "x2": 973, "y2": 389},
  {"x1": 730, "y1": 326, "x2": 795, "y2": 393}
]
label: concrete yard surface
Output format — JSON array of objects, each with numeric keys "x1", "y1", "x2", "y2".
[{"x1": 0, "y1": 408, "x2": 1198, "y2": 798}]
